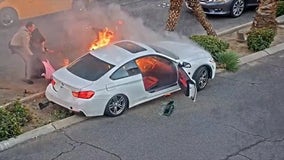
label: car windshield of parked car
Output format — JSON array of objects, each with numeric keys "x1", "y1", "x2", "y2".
[{"x1": 67, "y1": 53, "x2": 114, "y2": 81}]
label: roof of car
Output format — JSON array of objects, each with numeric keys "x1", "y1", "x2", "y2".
[{"x1": 89, "y1": 40, "x2": 155, "y2": 65}]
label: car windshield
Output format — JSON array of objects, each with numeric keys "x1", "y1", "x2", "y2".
[
  {"x1": 148, "y1": 44, "x2": 179, "y2": 60},
  {"x1": 67, "y1": 53, "x2": 114, "y2": 81}
]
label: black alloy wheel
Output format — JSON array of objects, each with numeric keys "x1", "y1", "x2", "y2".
[
  {"x1": 0, "y1": 8, "x2": 18, "y2": 27},
  {"x1": 193, "y1": 66, "x2": 209, "y2": 91},
  {"x1": 104, "y1": 94, "x2": 128, "y2": 117}
]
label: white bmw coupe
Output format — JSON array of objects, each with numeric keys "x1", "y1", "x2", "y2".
[{"x1": 45, "y1": 40, "x2": 216, "y2": 117}]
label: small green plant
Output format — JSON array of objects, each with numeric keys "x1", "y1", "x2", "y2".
[
  {"x1": 247, "y1": 28, "x2": 276, "y2": 52},
  {"x1": 0, "y1": 101, "x2": 31, "y2": 141},
  {"x1": 6, "y1": 101, "x2": 31, "y2": 126},
  {"x1": 277, "y1": 1, "x2": 284, "y2": 17},
  {"x1": 51, "y1": 108, "x2": 73, "y2": 120},
  {"x1": 0, "y1": 109, "x2": 21, "y2": 141},
  {"x1": 190, "y1": 35, "x2": 229, "y2": 59},
  {"x1": 216, "y1": 50, "x2": 240, "y2": 72}
]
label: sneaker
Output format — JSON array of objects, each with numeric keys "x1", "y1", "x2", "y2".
[{"x1": 23, "y1": 79, "x2": 34, "y2": 85}]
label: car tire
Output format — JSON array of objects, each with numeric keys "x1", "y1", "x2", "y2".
[
  {"x1": 193, "y1": 66, "x2": 209, "y2": 91},
  {"x1": 0, "y1": 8, "x2": 18, "y2": 28},
  {"x1": 104, "y1": 94, "x2": 128, "y2": 117},
  {"x1": 230, "y1": 0, "x2": 245, "y2": 18}
]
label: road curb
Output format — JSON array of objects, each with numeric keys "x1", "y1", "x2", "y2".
[
  {"x1": 238, "y1": 42, "x2": 284, "y2": 65},
  {"x1": 0, "y1": 115, "x2": 87, "y2": 152},
  {"x1": 217, "y1": 15, "x2": 284, "y2": 37},
  {"x1": 0, "y1": 92, "x2": 45, "y2": 109},
  {"x1": 1, "y1": 16, "x2": 284, "y2": 152}
]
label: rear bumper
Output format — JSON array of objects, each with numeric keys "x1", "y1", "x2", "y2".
[{"x1": 45, "y1": 84, "x2": 106, "y2": 117}]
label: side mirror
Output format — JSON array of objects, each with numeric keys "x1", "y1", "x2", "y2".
[{"x1": 178, "y1": 62, "x2": 191, "y2": 68}]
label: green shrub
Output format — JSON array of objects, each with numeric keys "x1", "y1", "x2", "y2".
[
  {"x1": 247, "y1": 28, "x2": 276, "y2": 52},
  {"x1": 190, "y1": 35, "x2": 229, "y2": 59},
  {"x1": 0, "y1": 101, "x2": 31, "y2": 141},
  {"x1": 216, "y1": 50, "x2": 240, "y2": 72},
  {"x1": 51, "y1": 108, "x2": 73, "y2": 120},
  {"x1": 277, "y1": 1, "x2": 284, "y2": 17},
  {"x1": 0, "y1": 109, "x2": 21, "y2": 141},
  {"x1": 6, "y1": 101, "x2": 31, "y2": 126}
]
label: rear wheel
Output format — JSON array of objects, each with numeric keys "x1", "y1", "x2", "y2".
[
  {"x1": 193, "y1": 66, "x2": 209, "y2": 91},
  {"x1": 104, "y1": 94, "x2": 128, "y2": 117},
  {"x1": 0, "y1": 8, "x2": 18, "y2": 27},
  {"x1": 230, "y1": 0, "x2": 245, "y2": 17}
]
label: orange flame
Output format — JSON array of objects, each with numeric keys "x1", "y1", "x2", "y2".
[
  {"x1": 63, "y1": 58, "x2": 69, "y2": 66},
  {"x1": 89, "y1": 27, "x2": 114, "y2": 50}
]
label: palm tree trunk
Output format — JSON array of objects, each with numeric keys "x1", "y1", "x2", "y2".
[
  {"x1": 185, "y1": 0, "x2": 217, "y2": 36},
  {"x1": 165, "y1": 0, "x2": 183, "y2": 31},
  {"x1": 251, "y1": 0, "x2": 278, "y2": 31}
]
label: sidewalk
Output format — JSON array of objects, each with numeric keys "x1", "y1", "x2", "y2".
[{"x1": 1, "y1": 16, "x2": 284, "y2": 152}]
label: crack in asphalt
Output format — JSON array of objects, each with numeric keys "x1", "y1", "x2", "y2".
[
  {"x1": 238, "y1": 154, "x2": 253, "y2": 160},
  {"x1": 221, "y1": 124, "x2": 284, "y2": 160},
  {"x1": 221, "y1": 137, "x2": 284, "y2": 160},
  {"x1": 267, "y1": 137, "x2": 284, "y2": 143},
  {"x1": 224, "y1": 124, "x2": 268, "y2": 139},
  {"x1": 216, "y1": 75, "x2": 261, "y2": 86},
  {"x1": 50, "y1": 141, "x2": 77, "y2": 160},
  {"x1": 50, "y1": 131, "x2": 122, "y2": 160},
  {"x1": 220, "y1": 139, "x2": 267, "y2": 160}
]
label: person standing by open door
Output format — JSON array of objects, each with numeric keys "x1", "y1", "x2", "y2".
[{"x1": 9, "y1": 21, "x2": 36, "y2": 84}]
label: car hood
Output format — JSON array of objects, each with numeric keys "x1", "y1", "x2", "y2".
[
  {"x1": 153, "y1": 41, "x2": 211, "y2": 61},
  {"x1": 53, "y1": 67, "x2": 93, "y2": 89}
]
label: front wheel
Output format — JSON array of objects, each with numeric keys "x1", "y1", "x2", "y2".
[
  {"x1": 104, "y1": 94, "x2": 128, "y2": 117},
  {"x1": 193, "y1": 66, "x2": 209, "y2": 91},
  {"x1": 0, "y1": 8, "x2": 18, "y2": 27},
  {"x1": 230, "y1": 0, "x2": 245, "y2": 17}
]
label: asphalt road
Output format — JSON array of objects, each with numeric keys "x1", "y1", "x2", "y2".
[{"x1": 1, "y1": 51, "x2": 284, "y2": 160}]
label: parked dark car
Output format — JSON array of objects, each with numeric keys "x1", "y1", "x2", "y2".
[{"x1": 185, "y1": 0, "x2": 258, "y2": 17}]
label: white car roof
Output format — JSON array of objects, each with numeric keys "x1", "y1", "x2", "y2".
[{"x1": 89, "y1": 40, "x2": 156, "y2": 66}]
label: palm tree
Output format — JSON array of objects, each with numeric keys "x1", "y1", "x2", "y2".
[
  {"x1": 185, "y1": 0, "x2": 216, "y2": 36},
  {"x1": 165, "y1": 0, "x2": 183, "y2": 32},
  {"x1": 251, "y1": 0, "x2": 278, "y2": 31},
  {"x1": 165, "y1": 0, "x2": 217, "y2": 36}
]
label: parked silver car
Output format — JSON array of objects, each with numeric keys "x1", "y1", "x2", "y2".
[{"x1": 185, "y1": 0, "x2": 258, "y2": 17}]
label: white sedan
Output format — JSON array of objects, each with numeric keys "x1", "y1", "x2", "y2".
[{"x1": 45, "y1": 40, "x2": 216, "y2": 117}]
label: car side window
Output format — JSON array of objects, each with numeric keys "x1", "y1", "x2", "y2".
[{"x1": 110, "y1": 61, "x2": 140, "y2": 80}]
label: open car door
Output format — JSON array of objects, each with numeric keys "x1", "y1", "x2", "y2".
[{"x1": 177, "y1": 66, "x2": 197, "y2": 101}]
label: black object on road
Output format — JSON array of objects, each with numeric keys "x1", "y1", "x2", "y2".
[{"x1": 163, "y1": 100, "x2": 175, "y2": 116}]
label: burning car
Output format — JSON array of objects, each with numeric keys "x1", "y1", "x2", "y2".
[{"x1": 45, "y1": 40, "x2": 216, "y2": 117}]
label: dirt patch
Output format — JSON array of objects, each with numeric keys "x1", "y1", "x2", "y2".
[
  {"x1": 21, "y1": 95, "x2": 74, "y2": 133},
  {"x1": 219, "y1": 25, "x2": 284, "y2": 57}
]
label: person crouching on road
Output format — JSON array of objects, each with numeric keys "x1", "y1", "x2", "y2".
[{"x1": 9, "y1": 21, "x2": 36, "y2": 85}]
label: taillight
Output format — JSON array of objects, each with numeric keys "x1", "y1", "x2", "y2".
[
  {"x1": 51, "y1": 79, "x2": 56, "y2": 86},
  {"x1": 72, "y1": 91, "x2": 95, "y2": 99}
]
